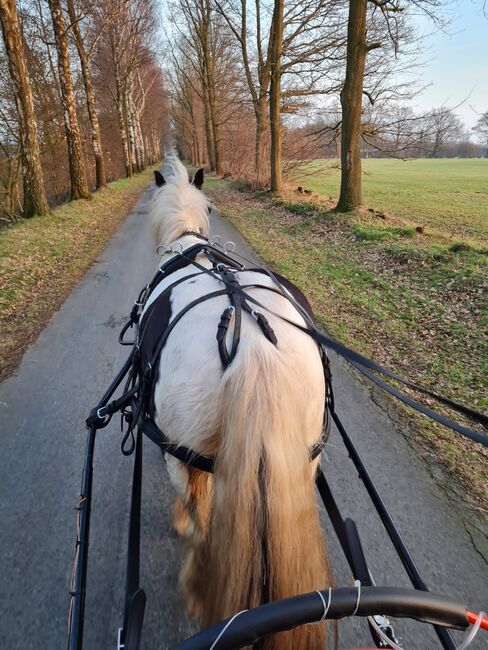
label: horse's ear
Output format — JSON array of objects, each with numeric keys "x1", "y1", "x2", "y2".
[
  {"x1": 193, "y1": 168, "x2": 204, "y2": 190},
  {"x1": 154, "y1": 171, "x2": 166, "y2": 187}
]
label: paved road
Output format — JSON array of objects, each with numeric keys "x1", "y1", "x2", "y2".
[{"x1": 0, "y1": 175, "x2": 486, "y2": 650}]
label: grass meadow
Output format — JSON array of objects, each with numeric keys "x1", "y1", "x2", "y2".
[
  {"x1": 205, "y1": 158, "x2": 488, "y2": 512},
  {"x1": 290, "y1": 158, "x2": 487, "y2": 245}
]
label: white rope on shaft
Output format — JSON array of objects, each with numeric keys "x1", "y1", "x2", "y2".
[
  {"x1": 315, "y1": 587, "x2": 332, "y2": 620},
  {"x1": 455, "y1": 611, "x2": 486, "y2": 650},
  {"x1": 352, "y1": 580, "x2": 361, "y2": 616},
  {"x1": 208, "y1": 609, "x2": 248, "y2": 650}
]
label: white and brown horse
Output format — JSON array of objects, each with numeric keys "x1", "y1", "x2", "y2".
[{"x1": 146, "y1": 158, "x2": 332, "y2": 649}]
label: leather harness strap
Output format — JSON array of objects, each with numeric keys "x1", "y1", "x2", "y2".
[{"x1": 129, "y1": 238, "x2": 331, "y2": 473}]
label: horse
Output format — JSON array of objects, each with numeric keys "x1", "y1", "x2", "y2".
[{"x1": 146, "y1": 158, "x2": 333, "y2": 649}]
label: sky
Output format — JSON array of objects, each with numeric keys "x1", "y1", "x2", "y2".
[{"x1": 409, "y1": 2, "x2": 488, "y2": 132}]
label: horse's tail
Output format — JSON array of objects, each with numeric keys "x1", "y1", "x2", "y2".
[{"x1": 205, "y1": 339, "x2": 331, "y2": 649}]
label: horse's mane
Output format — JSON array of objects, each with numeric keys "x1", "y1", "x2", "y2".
[{"x1": 150, "y1": 158, "x2": 210, "y2": 246}]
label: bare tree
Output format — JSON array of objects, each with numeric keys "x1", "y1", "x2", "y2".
[
  {"x1": 47, "y1": 0, "x2": 90, "y2": 200},
  {"x1": 269, "y1": 0, "x2": 284, "y2": 191},
  {"x1": 336, "y1": 0, "x2": 371, "y2": 211},
  {"x1": 66, "y1": 0, "x2": 108, "y2": 188},
  {"x1": 172, "y1": 0, "x2": 224, "y2": 173},
  {"x1": 212, "y1": 0, "x2": 273, "y2": 180},
  {"x1": 167, "y1": 0, "x2": 244, "y2": 174},
  {"x1": 102, "y1": 0, "x2": 157, "y2": 176},
  {"x1": 425, "y1": 107, "x2": 465, "y2": 158},
  {"x1": 0, "y1": 0, "x2": 49, "y2": 216},
  {"x1": 336, "y1": 0, "x2": 446, "y2": 212},
  {"x1": 473, "y1": 111, "x2": 488, "y2": 156}
]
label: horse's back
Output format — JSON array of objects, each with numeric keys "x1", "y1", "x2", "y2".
[{"x1": 149, "y1": 261, "x2": 325, "y2": 454}]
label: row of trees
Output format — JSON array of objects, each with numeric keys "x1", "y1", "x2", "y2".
[
  {"x1": 0, "y1": 0, "x2": 169, "y2": 221},
  {"x1": 168, "y1": 0, "x2": 486, "y2": 210},
  {"x1": 302, "y1": 105, "x2": 486, "y2": 161}
]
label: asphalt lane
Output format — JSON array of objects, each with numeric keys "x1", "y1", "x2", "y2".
[{"x1": 0, "y1": 177, "x2": 486, "y2": 650}]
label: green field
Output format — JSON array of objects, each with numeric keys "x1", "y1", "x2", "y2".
[
  {"x1": 205, "y1": 160, "x2": 487, "y2": 513},
  {"x1": 290, "y1": 158, "x2": 487, "y2": 245}
]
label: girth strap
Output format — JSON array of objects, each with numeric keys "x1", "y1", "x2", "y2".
[
  {"x1": 140, "y1": 409, "x2": 329, "y2": 475},
  {"x1": 141, "y1": 419, "x2": 215, "y2": 472}
]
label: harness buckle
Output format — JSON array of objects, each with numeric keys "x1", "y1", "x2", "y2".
[
  {"x1": 97, "y1": 407, "x2": 110, "y2": 423},
  {"x1": 371, "y1": 614, "x2": 401, "y2": 647}
]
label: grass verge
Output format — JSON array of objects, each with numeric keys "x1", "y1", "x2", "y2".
[
  {"x1": 205, "y1": 177, "x2": 488, "y2": 515},
  {"x1": 0, "y1": 166, "x2": 158, "y2": 381}
]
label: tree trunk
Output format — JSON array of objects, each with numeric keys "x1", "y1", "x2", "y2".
[
  {"x1": 127, "y1": 93, "x2": 139, "y2": 172},
  {"x1": 113, "y1": 50, "x2": 132, "y2": 177},
  {"x1": 0, "y1": 0, "x2": 49, "y2": 217},
  {"x1": 66, "y1": 0, "x2": 106, "y2": 189},
  {"x1": 135, "y1": 117, "x2": 145, "y2": 170},
  {"x1": 206, "y1": 59, "x2": 222, "y2": 174},
  {"x1": 255, "y1": 96, "x2": 267, "y2": 182},
  {"x1": 209, "y1": 94, "x2": 222, "y2": 173},
  {"x1": 126, "y1": 84, "x2": 137, "y2": 173},
  {"x1": 269, "y1": 0, "x2": 284, "y2": 193},
  {"x1": 203, "y1": 93, "x2": 216, "y2": 170},
  {"x1": 336, "y1": 0, "x2": 367, "y2": 212},
  {"x1": 0, "y1": 148, "x2": 21, "y2": 220},
  {"x1": 48, "y1": 0, "x2": 90, "y2": 200}
]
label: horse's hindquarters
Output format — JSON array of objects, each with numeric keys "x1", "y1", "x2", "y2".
[{"x1": 153, "y1": 278, "x2": 331, "y2": 649}]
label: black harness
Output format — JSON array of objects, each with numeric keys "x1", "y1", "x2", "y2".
[{"x1": 87, "y1": 232, "x2": 333, "y2": 474}]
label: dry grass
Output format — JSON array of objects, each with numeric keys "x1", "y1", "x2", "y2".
[{"x1": 0, "y1": 167, "x2": 158, "y2": 381}]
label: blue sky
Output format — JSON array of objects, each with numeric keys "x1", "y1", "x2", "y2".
[{"x1": 410, "y1": 3, "x2": 488, "y2": 132}]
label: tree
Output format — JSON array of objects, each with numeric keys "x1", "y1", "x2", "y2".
[
  {"x1": 425, "y1": 107, "x2": 465, "y2": 158},
  {"x1": 166, "y1": 0, "x2": 245, "y2": 174},
  {"x1": 102, "y1": 0, "x2": 157, "y2": 177},
  {"x1": 168, "y1": 0, "x2": 225, "y2": 173},
  {"x1": 473, "y1": 111, "x2": 488, "y2": 156},
  {"x1": 213, "y1": 0, "x2": 273, "y2": 180},
  {"x1": 269, "y1": 0, "x2": 284, "y2": 192},
  {"x1": 0, "y1": 0, "x2": 49, "y2": 217},
  {"x1": 47, "y1": 0, "x2": 90, "y2": 200},
  {"x1": 66, "y1": 0, "x2": 107, "y2": 188},
  {"x1": 336, "y1": 0, "x2": 371, "y2": 212},
  {"x1": 213, "y1": 0, "x2": 346, "y2": 186},
  {"x1": 336, "y1": 0, "x2": 445, "y2": 212}
]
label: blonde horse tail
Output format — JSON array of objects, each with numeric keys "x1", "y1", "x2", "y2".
[{"x1": 204, "y1": 340, "x2": 332, "y2": 649}]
